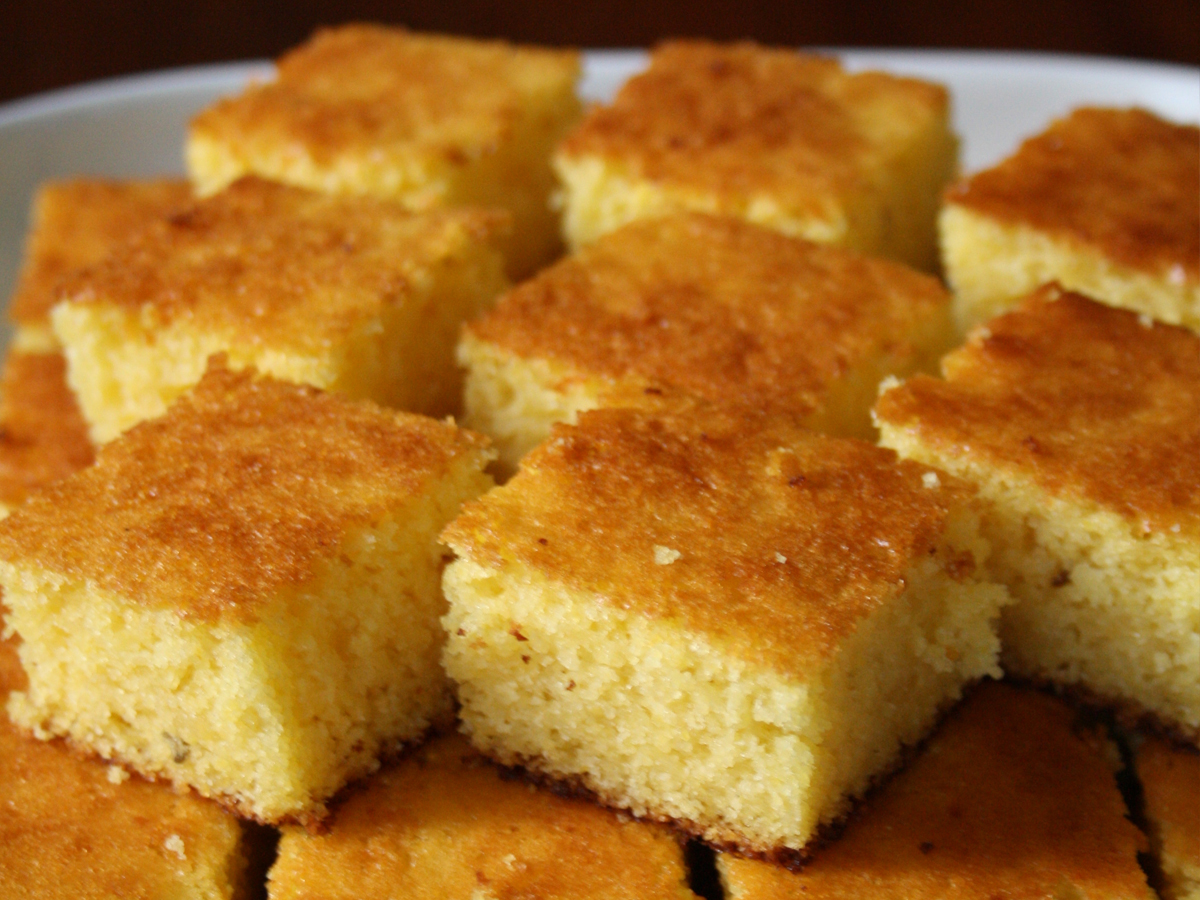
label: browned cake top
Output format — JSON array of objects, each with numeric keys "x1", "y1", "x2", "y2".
[
  {"x1": 0, "y1": 363, "x2": 489, "y2": 623},
  {"x1": 0, "y1": 351, "x2": 94, "y2": 506},
  {"x1": 9, "y1": 178, "x2": 193, "y2": 327},
  {"x1": 55, "y1": 176, "x2": 506, "y2": 355},
  {"x1": 468, "y1": 214, "x2": 949, "y2": 416},
  {"x1": 443, "y1": 403, "x2": 977, "y2": 674},
  {"x1": 191, "y1": 24, "x2": 579, "y2": 164},
  {"x1": 875, "y1": 285, "x2": 1200, "y2": 536},
  {"x1": 721, "y1": 682, "x2": 1153, "y2": 898},
  {"x1": 269, "y1": 733, "x2": 696, "y2": 900},
  {"x1": 1137, "y1": 735, "x2": 1200, "y2": 877},
  {"x1": 558, "y1": 40, "x2": 949, "y2": 211},
  {"x1": 946, "y1": 107, "x2": 1200, "y2": 279}
]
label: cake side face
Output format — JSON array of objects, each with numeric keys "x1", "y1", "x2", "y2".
[
  {"x1": 1137, "y1": 736, "x2": 1200, "y2": 900},
  {"x1": 442, "y1": 406, "x2": 1008, "y2": 854},
  {"x1": 187, "y1": 24, "x2": 581, "y2": 276},
  {"x1": 941, "y1": 107, "x2": 1200, "y2": 331},
  {"x1": 875, "y1": 287, "x2": 1200, "y2": 738},
  {"x1": 554, "y1": 40, "x2": 957, "y2": 269},
  {"x1": 461, "y1": 213, "x2": 955, "y2": 472},
  {"x1": 267, "y1": 733, "x2": 699, "y2": 900},
  {"x1": 50, "y1": 176, "x2": 508, "y2": 442},
  {"x1": 8, "y1": 178, "x2": 193, "y2": 352},
  {"x1": 0, "y1": 366, "x2": 494, "y2": 823},
  {"x1": 718, "y1": 682, "x2": 1154, "y2": 899}
]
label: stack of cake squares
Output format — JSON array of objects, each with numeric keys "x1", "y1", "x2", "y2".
[{"x1": 0, "y1": 24, "x2": 1197, "y2": 899}]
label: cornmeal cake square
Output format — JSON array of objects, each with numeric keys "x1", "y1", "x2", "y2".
[
  {"x1": 441, "y1": 403, "x2": 1009, "y2": 857},
  {"x1": 1137, "y1": 736, "x2": 1200, "y2": 900},
  {"x1": 187, "y1": 24, "x2": 581, "y2": 278},
  {"x1": 875, "y1": 285, "x2": 1200, "y2": 740},
  {"x1": 50, "y1": 176, "x2": 508, "y2": 443},
  {"x1": 0, "y1": 621, "x2": 252, "y2": 899},
  {"x1": 460, "y1": 213, "x2": 955, "y2": 473},
  {"x1": 267, "y1": 732, "x2": 699, "y2": 899},
  {"x1": 940, "y1": 107, "x2": 1200, "y2": 332},
  {"x1": 0, "y1": 350, "x2": 94, "y2": 513},
  {"x1": 0, "y1": 364, "x2": 494, "y2": 824},
  {"x1": 718, "y1": 682, "x2": 1153, "y2": 899},
  {"x1": 8, "y1": 178, "x2": 193, "y2": 351},
  {"x1": 554, "y1": 40, "x2": 957, "y2": 271}
]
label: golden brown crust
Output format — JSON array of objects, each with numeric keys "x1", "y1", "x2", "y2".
[
  {"x1": 1138, "y1": 735, "x2": 1200, "y2": 880},
  {"x1": 559, "y1": 40, "x2": 949, "y2": 212},
  {"x1": 721, "y1": 682, "x2": 1153, "y2": 898},
  {"x1": 269, "y1": 732, "x2": 696, "y2": 899},
  {"x1": 191, "y1": 23, "x2": 580, "y2": 169},
  {"x1": 0, "y1": 351, "x2": 94, "y2": 506},
  {"x1": 875, "y1": 285, "x2": 1200, "y2": 536},
  {"x1": 0, "y1": 362, "x2": 490, "y2": 622},
  {"x1": 443, "y1": 403, "x2": 976, "y2": 674},
  {"x1": 467, "y1": 213, "x2": 950, "y2": 417},
  {"x1": 9, "y1": 179, "x2": 193, "y2": 328},
  {"x1": 945, "y1": 107, "x2": 1200, "y2": 279},
  {"x1": 55, "y1": 176, "x2": 507, "y2": 355}
]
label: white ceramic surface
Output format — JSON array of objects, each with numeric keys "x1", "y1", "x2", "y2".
[{"x1": 1, "y1": 50, "x2": 1196, "y2": 348}]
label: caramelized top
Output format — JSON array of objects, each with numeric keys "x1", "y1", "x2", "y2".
[
  {"x1": 191, "y1": 24, "x2": 579, "y2": 166},
  {"x1": 443, "y1": 403, "x2": 977, "y2": 674},
  {"x1": 946, "y1": 107, "x2": 1199, "y2": 279},
  {"x1": 9, "y1": 178, "x2": 192, "y2": 327},
  {"x1": 720, "y1": 682, "x2": 1153, "y2": 898},
  {"x1": 468, "y1": 214, "x2": 950, "y2": 417},
  {"x1": 558, "y1": 40, "x2": 950, "y2": 212},
  {"x1": 875, "y1": 286, "x2": 1200, "y2": 536},
  {"x1": 54, "y1": 177, "x2": 507, "y2": 356},
  {"x1": 1137, "y1": 736, "x2": 1200, "y2": 878},
  {"x1": 0, "y1": 351, "x2": 94, "y2": 507},
  {"x1": 0, "y1": 363, "x2": 490, "y2": 622},
  {"x1": 269, "y1": 733, "x2": 697, "y2": 900}
]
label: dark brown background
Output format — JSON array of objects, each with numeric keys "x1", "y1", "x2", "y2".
[{"x1": 2, "y1": 0, "x2": 1197, "y2": 105}]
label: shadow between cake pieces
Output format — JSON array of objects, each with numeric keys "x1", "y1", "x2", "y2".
[
  {"x1": 875, "y1": 285, "x2": 1200, "y2": 742},
  {"x1": 440, "y1": 400, "x2": 1011, "y2": 858},
  {"x1": 49, "y1": 175, "x2": 509, "y2": 444},
  {"x1": 459, "y1": 212, "x2": 956, "y2": 475},
  {"x1": 0, "y1": 362, "x2": 495, "y2": 826},
  {"x1": 187, "y1": 24, "x2": 582, "y2": 279},
  {"x1": 554, "y1": 39, "x2": 958, "y2": 272}
]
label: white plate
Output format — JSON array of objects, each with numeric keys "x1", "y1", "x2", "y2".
[{"x1": 0, "y1": 49, "x2": 1197, "y2": 348}]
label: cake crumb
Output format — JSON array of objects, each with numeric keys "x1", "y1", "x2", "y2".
[
  {"x1": 922, "y1": 471, "x2": 941, "y2": 489},
  {"x1": 775, "y1": 552, "x2": 787, "y2": 564},
  {"x1": 1138, "y1": 313, "x2": 1154, "y2": 329},
  {"x1": 106, "y1": 764, "x2": 130, "y2": 784},
  {"x1": 164, "y1": 834, "x2": 186, "y2": 860},
  {"x1": 653, "y1": 545, "x2": 682, "y2": 565}
]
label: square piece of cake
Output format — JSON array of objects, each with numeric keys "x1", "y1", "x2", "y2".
[
  {"x1": 1137, "y1": 735, "x2": 1200, "y2": 900},
  {"x1": 940, "y1": 107, "x2": 1199, "y2": 332},
  {"x1": 441, "y1": 402, "x2": 1009, "y2": 858},
  {"x1": 0, "y1": 363, "x2": 494, "y2": 824},
  {"x1": 554, "y1": 40, "x2": 957, "y2": 271},
  {"x1": 50, "y1": 176, "x2": 508, "y2": 443},
  {"x1": 875, "y1": 285, "x2": 1200, "y2": 740},
  {"x1": 267, "y1": 733, "x2": 699, "y2": 899},
  {"x1": 8, "y1": 178, "x2": 193, "y2": 352},
  {"x1": 460, "y1": 213, "x2": 955, "y2": 473},
  {"x1": 718, "y1": 682, "x2": 1153, "y2": 899},
  {"x1": 187, "y1": 24, "x2": 581, "y2": 278}
]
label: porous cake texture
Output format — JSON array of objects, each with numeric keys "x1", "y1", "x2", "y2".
[
  {"x1": 718, "y1": 682, "x2": 1153, "y2": 899},
  {"x1": 50, "y1": 176, "x2": 508, "y2": 443},
  {"x1": 875, "y1": 285, "x2": 1200, "y2": 740},
  {"x1": 187, "y1": 24, "x2": 581, "y2": 278},
  {"x1": 8, "y1": 177, "x2": 193, "y2": 351},
  {"x1": 441, "y1": 403, "x2": 1009, "y2": 857},
  {"x1": 460, "y1": 213, "x2": 955, "y2": 472},
  {"x1": 554, "y1": 40, "x2": 957, "y2": 270},
  {"x1": 0, "y1": 350, "x2": 94, "y2": 512},
  {"x1": 0, "y1": 363, "x2": 494, "y2": 824},
  {"x1": 267, "y1": 732, "x2": 699, "y2": 899},
  {"x1": 940, "y1": 107, "x2": 1200, "y2": 332},
  {"x1": 0, "y1": 623, "x2": 250, "y2": 899},
  {"x1": 1137, "y1": 736, "x2": 1200, "y2": 900}
]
